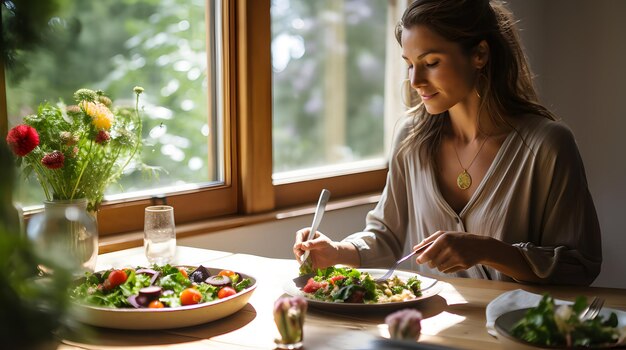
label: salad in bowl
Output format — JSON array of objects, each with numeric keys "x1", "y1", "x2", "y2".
[
  {"x1": 69, "y1": 264, "x2": 257, "y2": 329},
  {"x1": 70, "y1": 264, "x2": 252, "y2": 309}
]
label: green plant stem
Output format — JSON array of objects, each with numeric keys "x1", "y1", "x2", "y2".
[
  {"x1": 101, "y1": 146, "x2": 123, "y2": 190},
  {"x1": 43, "y1": 166, "x2": 64, "y2": 199},
  {"x1": 51, "y1": 166, "x2": 69, "y2": 198},
  {"x1": 29, "y1": 155, "x2": 52, "y2": 201},
  {"x1": 29, "y1": 152, "x2": 65, "y2": 200},
  {"x1": 71, "y1": 141, "x2": 93, "y2": 199},
  {"x1": 117, "y1": 93, "x2": 142, "y2": 177}
]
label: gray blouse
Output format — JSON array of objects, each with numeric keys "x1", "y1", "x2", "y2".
[{"x1": 343, "y1": 115, "x2": 602, "y2": 285}]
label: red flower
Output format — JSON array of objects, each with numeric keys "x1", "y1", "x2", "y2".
[
  {"x1": 41, "y1": 151, "x2": 65, "y2": 169},
  {"x1": 95, "y1": 130, "x2": 110, "y2": 144},
  {"x1": 6, "y1": 124, "x2": 40, "y2": 156}
]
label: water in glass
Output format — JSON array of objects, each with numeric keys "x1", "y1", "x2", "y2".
[{"x1": 144, "y1": 206, "x2": 176, "y2": 265}]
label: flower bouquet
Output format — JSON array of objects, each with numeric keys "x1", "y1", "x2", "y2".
[{"x1": 5, "y1": 87, "x2": 145, "y2": 211}]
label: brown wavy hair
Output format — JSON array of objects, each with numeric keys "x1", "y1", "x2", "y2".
[{"x1": 396, "y1": 0, "x2": 556, "y2": 161}]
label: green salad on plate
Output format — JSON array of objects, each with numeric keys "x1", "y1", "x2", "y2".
[
  {"x1": 300, "y1": 266, "x2": 422, "y2": 304},
  {"x1": 511, "y1": 294, "x2": 625, "y2": 348}
]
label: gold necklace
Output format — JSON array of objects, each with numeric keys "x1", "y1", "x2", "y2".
[{"x1": 453, "y1": 136, "x2": 489, "y2": 190}]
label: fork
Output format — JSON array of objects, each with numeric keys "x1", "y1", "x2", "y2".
[
  {"x1": 300, "y1": 189, "x2": 331, "y2": 263},
  {"x1": 579, "y1": 296, "x2": 604, "y2": 322},
  {"x1": 375, "y1": 242, "x2": 434, "y2": 282}
]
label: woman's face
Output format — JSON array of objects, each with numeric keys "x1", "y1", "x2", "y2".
[{"x1": 401, "y1": 25, "x2": 479, "y2": 115}]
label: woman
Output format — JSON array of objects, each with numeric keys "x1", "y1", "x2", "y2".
[{"x1": 293, "y1": 0, "x2": 601, "y2": 285}]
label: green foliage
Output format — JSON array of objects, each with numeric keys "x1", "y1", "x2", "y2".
[
  {"x1": 0, "y1": 231, "x2": 76, "y2": 348},
  {"x1": 1, "y1": 0, "x2": 63, "y2": 82},
  {"x1": 0, "y1": 143, "x2": 83, "y2": 349}
]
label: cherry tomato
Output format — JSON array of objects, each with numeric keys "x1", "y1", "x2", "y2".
[
  {"x1": 218, "y1": 270, "x2": 236, "y2": 278},
  {"x1": 103, "y1": 269, "x2": 127, "y2": 290},
  {"x1": 148, "y1": 300, "x2": 164, "y2": 308},
  {"x1": 330, "y1": 275, "x2": 345, "y2": 285},
  {"x1": 302, "y1": 278, "x2": 326, "y2": 293},
  {"x1": 178, "y1": 267, "x2": 189, "y2": 278},
  {"x1": 180, "y1": 288, "x2": 203, "y2": 305},
  {"x1": 217, "y1": 286, "x2": 237, "y2": 299}
]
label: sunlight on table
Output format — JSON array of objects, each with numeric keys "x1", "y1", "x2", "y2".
[
  {"x1": 375, "y1": 311, "x2": 466, "y2": 340},
  {"x1": 440, "y1": 282, "x2": 469, "y2": 305},
  {"x1": 421, "y1": 311, "x2": 467, "y2": 335}
]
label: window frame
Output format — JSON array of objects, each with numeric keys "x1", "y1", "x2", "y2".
[
  {"x1": 96, "y1": 0, "x2": 243, "y2": 235},
  {"x1": 247, "y1": 0, "x2": 389, "y2": 209},
  {"x1": 1, "y1": 0, "x2": 389, "y2": 239}
]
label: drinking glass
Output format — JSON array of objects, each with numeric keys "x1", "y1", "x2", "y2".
[{"x1": 143, "y1": 205, "x2": 176, "y2": 265}]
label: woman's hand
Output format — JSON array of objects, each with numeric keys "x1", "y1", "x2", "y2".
[
  {"x1": 414, "y1": 230, "x2": 492, "y2": 274},
  {"x1": 414, "y1": 230, "x2": 543, "y2": 282},
  {"x1": 293, "y1": 228, "x2": 359, "y2": 270}
]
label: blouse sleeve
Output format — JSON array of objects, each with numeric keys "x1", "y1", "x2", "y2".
[
  {"x1": 514, "y1": 122, "x2": 602, "y2": 286},
  {"x1": 341, "y1": 119, "x2": 412, "y2": 267}
]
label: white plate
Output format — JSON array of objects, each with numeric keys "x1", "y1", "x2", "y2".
[
  {"x1": 72, "y1": 267, "x2": 257, "y2": 330},
  {"x1": 495, "y1": 306, "x2": 626, "y2": 349},
  {"x1": 284, "y1": 268, "x2": 440, "y2": 312}
]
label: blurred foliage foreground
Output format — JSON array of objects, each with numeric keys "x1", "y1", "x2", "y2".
[
  {"x1": 1, "y1": 141, "x2": 85, "y2": 348},
  {"x1": 1, "y1": 2, "x2": 90, "y2": 347}
]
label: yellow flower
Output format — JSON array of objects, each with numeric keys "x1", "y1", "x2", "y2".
[{"x1": 79, "y1": 100, "x2": 114, "y2": 130}]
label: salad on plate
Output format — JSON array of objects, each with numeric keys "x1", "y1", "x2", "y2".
[
  {"x1": 300, "y1": 266, "x2": 423, "y2": 304},
  {"x1": 510, "y1": 294, "x2": 626, "y2": 348},
  {"x1": 70, "y1": 264, "x2": 252, "y2": 309}
]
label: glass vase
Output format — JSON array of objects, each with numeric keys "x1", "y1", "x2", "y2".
[{"x1": 27, "y1": 198, "x2": 98, "y2": 274}]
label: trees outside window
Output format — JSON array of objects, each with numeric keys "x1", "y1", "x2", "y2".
[{"x1": 2, "y1": 0, "x2": 405, "y2": 237}]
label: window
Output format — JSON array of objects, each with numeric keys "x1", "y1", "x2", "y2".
[
  {"x1": 5, "y1": 0, "x2": 223, "y2": 205},
  {"x1": 270, "y1": 0, "x2": 409, "y2": 207},
  {"x1": 2, "y1": 0, "x2": 407, "y2": 239},
  {"x1": 271, "y1": 0, "x2": 387, "y2": 174}
]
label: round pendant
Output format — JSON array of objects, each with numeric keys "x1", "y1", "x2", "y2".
[{"x1": 457, "y1": 170, "x2": 472, "y2": 190}]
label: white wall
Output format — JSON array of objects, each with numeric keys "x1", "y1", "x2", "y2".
[
  {"x1": 179, "y1": 203, "x2": 376, "y2": 259},
  {"x1": 507, "y1": 0, "x2": 626, "y2": 288},
  {"x1": 183, "y1": 0, "x2": 626, "y2": 289}
]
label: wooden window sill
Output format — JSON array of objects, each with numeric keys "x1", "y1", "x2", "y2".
[{"x1": 99, "y1": 192, "x2": 381, "y2": 253}]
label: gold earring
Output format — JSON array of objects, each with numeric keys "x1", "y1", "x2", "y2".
[{"x1": 475, "y1": 68, "x2": 487, "y2": 99}]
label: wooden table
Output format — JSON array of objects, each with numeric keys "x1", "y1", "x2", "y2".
[{"x1": 59, "y1": 246, "x2": 626, "y2": 350}]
